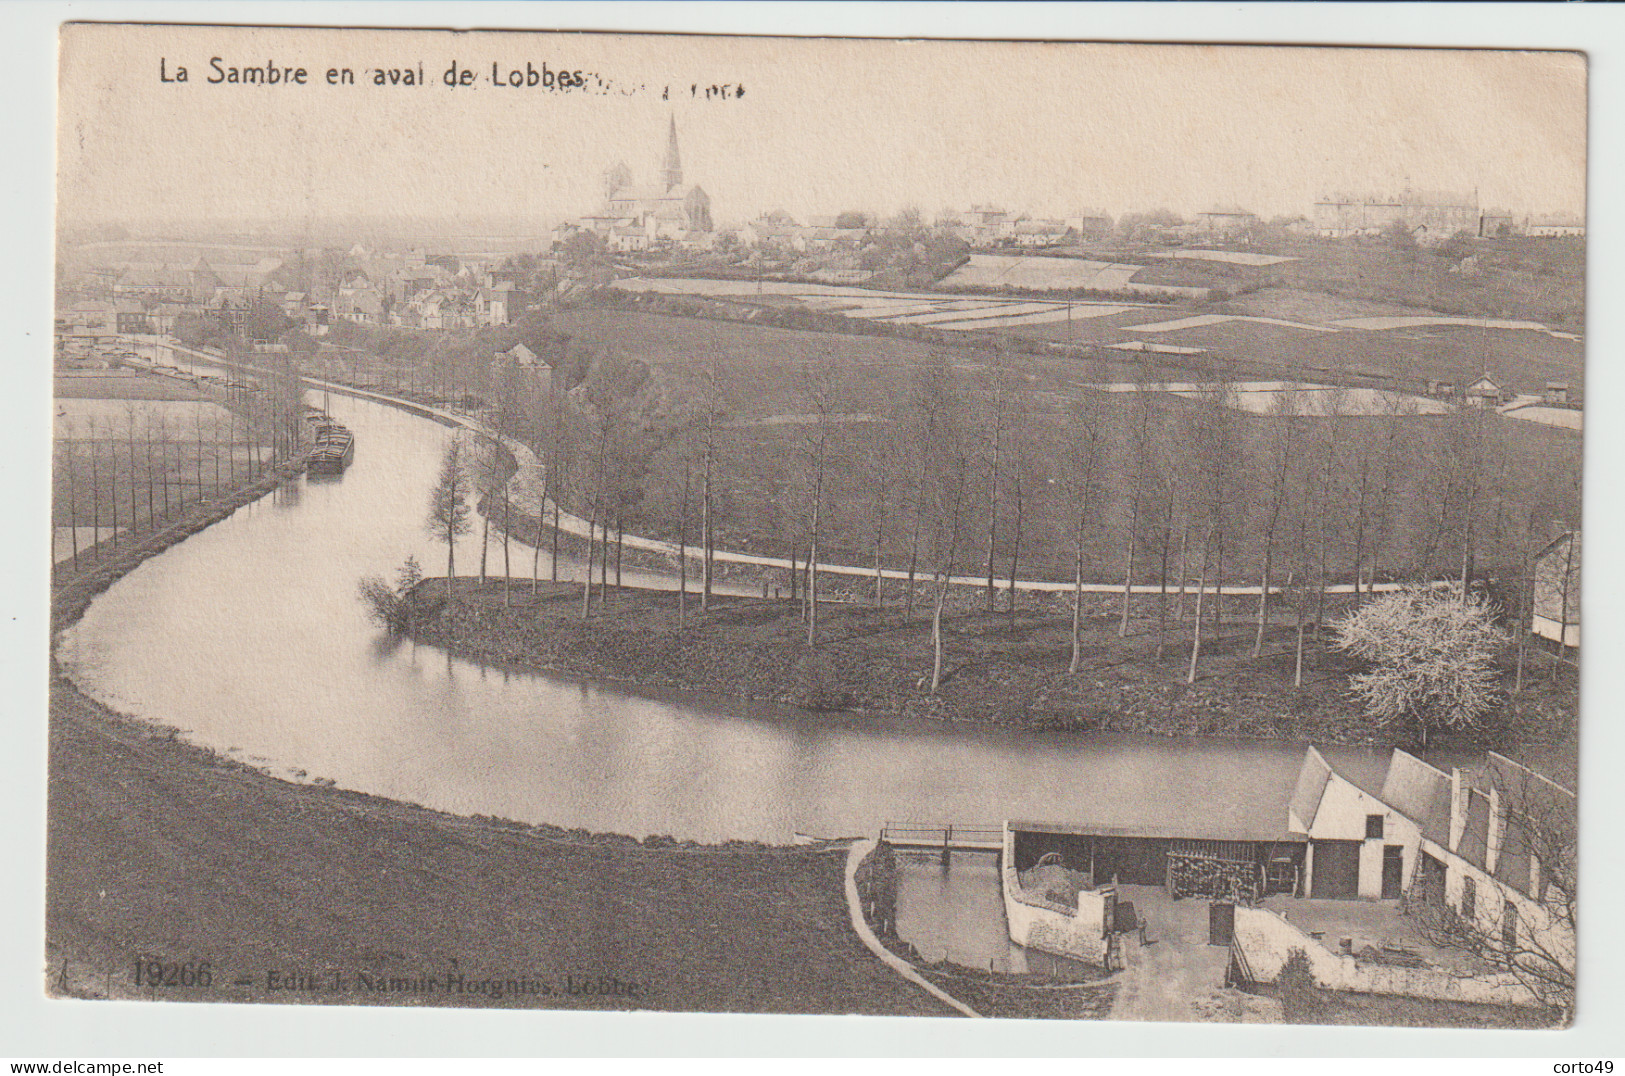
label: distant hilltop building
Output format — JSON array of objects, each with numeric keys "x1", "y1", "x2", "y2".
[
  {"x1": 557, "y1": 117, "x2": 713, "y2": 253},
  {"x1": 1314, "y1": 188, "x2": 1481, "y2": 239}
]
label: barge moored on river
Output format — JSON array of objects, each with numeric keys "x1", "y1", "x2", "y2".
[{"x1": 305, "y1": 413, "x2": 356, "y2": 475}]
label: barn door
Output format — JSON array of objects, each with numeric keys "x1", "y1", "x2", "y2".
[
  {"x1": 1311, "y1": 840, "x2": 1361, "y2": 900},
  {"x1": 1381, "y1": 845, "x2": 1404, "y2": 900}
]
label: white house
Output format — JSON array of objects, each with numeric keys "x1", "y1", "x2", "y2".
[
  {"x1": 1412, "y1": 754, "x2": 1576, "y2": 995},
  {"x1": 1531, "y1": 531, "x2": 1580, "y2": 648},
  {"x1": 1288, "y1": 746, "x2": 1575, "y2": 996},
  {"x1": 1288, "y1": 746, "x2": 1432, "y2": 900}
]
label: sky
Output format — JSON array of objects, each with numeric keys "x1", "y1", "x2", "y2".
[{"x1": 58, "y1": 25, "x2": 1587, "y2": 233}]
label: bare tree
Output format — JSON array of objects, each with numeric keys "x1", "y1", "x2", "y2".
[
  {"x1": 471, "y1": 434, "x2": 510, "y2": 587},
  {"x1": 426, "y1": 438, "x2": 473, "y2": 604},
  {"x1": 981, "y1": 379, "x2": 1005, "y2": 612},
  {"x1": 580, "y1": 416, "x2": 609, "y2": 618},
  {"x1": 1312, "y1": 385, "x2": 1350, "y2": 636},
  {"x1": 1366, "y1": 390, "x2": 1419, "y2": 590},
  {"x1": 1064, "y1": 391, "x2": 1107, "y2": 673},
  {"x1": 677, "y1": 448, "x2": 693, "y2": 631},
  {"x1": 912, "y1": 353, "x2": 972, "y2": 694},
  {"x1": 1254, "y1": 386, "x2": 1303, "y2": 658},
  {"x1": 1182, "y1": 377, "x2": 1240, "y2": 683},
  {"x1": 1120, "y1": 369, "x2": 1156, "y2": 636},
  {"x1": 89, "y1": 418, "x2": 104, "y2": 558},
  {"x1": 62, "y1": 420, "x2": 80, "y2": 570},
  {"x1": 868, "y1": 422, "x2": 902, "y2": 609},
  {"x1": 698, "y1": 362, "x2": 728, "y2": 610},
  {"x1": 798, "y1": 359, "x2": 841, "y2": 647},
  {"x1": 1002, "y1": 386, "x2": 1033, "y2": 626},
  {"x1": 156, "y1": 415, "x2": 172, "y2": 519}
]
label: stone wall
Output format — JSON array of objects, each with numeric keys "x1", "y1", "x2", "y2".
[
  {"x1": 1232, "y1": 905, "x2": 1541, "y2": 1008},
  {"x1": 999, "y1": 826, "x2": 1111, "y2": 965}
]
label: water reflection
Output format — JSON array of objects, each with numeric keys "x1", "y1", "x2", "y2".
[
  {"x1": 894, "y1": 850, "x2": 1091, "y2": 976},
  {"x1": 59, "y1": 392, "x2": 1474, "y2": 844}
]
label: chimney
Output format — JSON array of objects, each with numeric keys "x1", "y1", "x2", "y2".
[
  {"x1": 1449, "y1": 768, "x2": 1468, "y2": 851},
  {"x1": 1486, "y1": 785, "x2": 1503, "y2": 875}
]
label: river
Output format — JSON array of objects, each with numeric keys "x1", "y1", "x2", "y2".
[{"x1": 58, "y1": 389, "x2": 1466, "y2": 845}]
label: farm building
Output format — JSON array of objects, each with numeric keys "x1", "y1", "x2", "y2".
[
  {"x1": 1526, "y1": 217, "x2": 1584, "y2": 238},
  {"x1": 1288, "y1": 747, "x2": 1436, "y2": 901},
  {"x1": 1531, "y1": 530, "x2": 1580, "y2": 648},
  {"x1": 1001, "y1": 746, "x2": 1572, "y2": 972},
  {"x1": 1409, "y1": 753, "x2": 1576, "y2": 992},
  {"x1": 1543, "y1": 382, "x2": 1571, "y2": 405}
]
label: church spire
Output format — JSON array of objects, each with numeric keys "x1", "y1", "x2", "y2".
[{"x1": 661, "y1": 115, "x2": 683, "y2": 192}]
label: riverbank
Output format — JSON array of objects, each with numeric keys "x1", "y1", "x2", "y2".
[
  {"x1": 52, "y1": 453, "x2": 310, "y2": 632},
  {"x1": 46, "y1": 437, "x2": 954, "y2": 1017},
  {"x1": 408, "y1": 579, "x2": 1576, "y2": 754},
  {"x1": 45, "y1": 677, "x2": 947, "y2": 1016}
]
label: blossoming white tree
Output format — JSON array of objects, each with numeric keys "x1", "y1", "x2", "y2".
[{"x1": 1332, "y1": 583, "x2": 1507, "y2": 747}]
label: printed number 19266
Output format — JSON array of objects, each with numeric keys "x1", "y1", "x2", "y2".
[{"x1": 132, "y1": 959, "x2": 212, "y2": 988}]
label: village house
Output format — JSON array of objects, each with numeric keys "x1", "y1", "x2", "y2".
[
  {"x1": 942, "y1": 205, "x2": 1014, "y2": 247},
  {"x1": 476, "y1": 283, "x2": 514, "y2": 327},
  {"x1": 608, "y1": 224, "x2": 651, "y2": 254},
  {"x1": 113, "y1": 300, "x2": 151, "y2": 335},
  {"x1": 333, "y1": 285, "x2": 385, "y2": 326},
  {"x1": 64, "y1": 299, "x2": 117, "y2": 332},
  {"x1": 1065, "y1": 210, "x2": 1113, "y2": 238},
  {"x1": 1195, "y1": 206, "x2": 1259, "y2": 239},
  {"x1": 1531, "y1": 530, "x2": 1580, "y2": 649},
  {"x1": 113, "y1": 265, "x2": 203, "y2": 302},
  {"x1": 738, "y1": 220, "x2": 799, "y2": 249},
  {"x1": 1478, "y1": 209, "x2": 1520, "y2": 238},
  {"x1": 498, "y1": 341, "x2": 556, "y2": 396},
  {"x1": 1465, "y1": 374, "x2": 1505, "y2": 408},
  {"x1": 149, "y1": 301, "x2": 197, "y2": 337}
]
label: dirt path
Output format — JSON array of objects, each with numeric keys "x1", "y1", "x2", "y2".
[
  {"x1": 163, "y1": 340, "x2": 1402, "y2": 598},
  {"x1": 1105, "y1": 886, "x2": 1281, "y2": 1024}
]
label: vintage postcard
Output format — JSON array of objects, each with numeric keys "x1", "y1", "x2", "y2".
[{"x1": 48, "y1": 23, "x2": 1583, "y2": 1031}]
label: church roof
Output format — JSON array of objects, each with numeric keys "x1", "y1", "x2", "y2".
[
  {"x1": 610, "y1": 184, "x2": 684, "y2": 204},
  {"x1": 662, "y1": 114, "x2": 683, "y2": 189}
]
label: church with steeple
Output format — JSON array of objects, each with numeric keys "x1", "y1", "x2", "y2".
[{"x1": 595, "y1": 117, "x2": 713, "y2": 244}]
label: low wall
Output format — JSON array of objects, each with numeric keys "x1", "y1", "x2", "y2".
[
  {"x1": 999, "y1": 827, "x2": 1110, "y2": 966},
  {"x1": 1233, "y1": 905, "x2": 1541, "y2": 1008}
]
